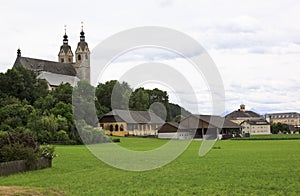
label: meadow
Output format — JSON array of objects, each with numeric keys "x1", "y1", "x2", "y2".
[{"x1": 0, "y1": 138, "x2": 300, "y2": 195}]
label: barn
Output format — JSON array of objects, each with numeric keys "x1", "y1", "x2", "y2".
[{"x1": 158, "y1": 114, "x2": 241, "y2": 139}]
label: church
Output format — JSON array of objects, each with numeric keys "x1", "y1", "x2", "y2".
[{"x1": 13, "y1": 26, "x2": 90, "y2": 90}]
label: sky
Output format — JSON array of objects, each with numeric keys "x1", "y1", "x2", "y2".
[{"x1": 1, "y1": 0, "x2": 300, "y2": 115}]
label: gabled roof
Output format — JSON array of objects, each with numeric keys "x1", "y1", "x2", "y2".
[
  {"x1": 37, "y1": 71, "x2": 79, "y2": 87},
  {"x1": 225, "y1": 110, "x2": 260, "y2": 120},
  {"x1": 157, "y1": 122, "x2": 179, "y2": 131},
  {"x1": 180, "y1": 114, "x2": 241, "y2": 129},
  {"x1": 100, "y1": 109, "x2": 165, "y2": 124},
  {"x1": 240, "y1": 119, "x2": 270, "y2": 125},
  {"x1": 13, "y1": 56, "x2": 76, "y2": 76}
]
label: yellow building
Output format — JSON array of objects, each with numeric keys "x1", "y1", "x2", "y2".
[
  {"x1": 99, "y1": 109, "x2": 164, "y2": 137},
  {"x1": 266, "y1": 112, "x2": 300, "y2": 127},
  {"x1": 240, "y1": 119, "x2": 271, "y2": 135},
  {"x1": 225, "y1": 104, "x2": 271, "y2": 135}
]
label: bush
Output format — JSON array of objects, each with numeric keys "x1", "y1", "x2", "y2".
[
  {"x1": 0, "y1": 132, "x2": 56, "y2": 164},
  {"x1": 39, "y1": 145, "x2": 57, "y2": 159},
  {"x1": 0, "y1": 144, "x2": 37, "y2": 163},
  {"x1": 112, "y1": 138, "x2": 120, "y2": 143},
  {"x1": 56, "y1": 130, "x2": 70, "y2": 142}
]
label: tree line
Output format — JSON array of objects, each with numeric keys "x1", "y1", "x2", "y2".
[{"x1": 0, "y1": 66, "x2": 190, "y2": 144}]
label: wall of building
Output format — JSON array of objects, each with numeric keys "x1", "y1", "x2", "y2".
[
  {"x1": 102, "y1": 122, "x2": 128, "y2": 137},
  {"x1": 101, "y1": 122, "x2": 160, "y2": 137},
  {"x1": 270, "y1": 118, "x2": 300, "y2": 127},
  {"x1": 241, "y1": 122, "x2": 271, "y2": 135}
]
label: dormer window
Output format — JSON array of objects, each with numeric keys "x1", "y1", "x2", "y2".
[
  {"x1": 78, "y1": 54, "x2": 81, "y2": 61},
  {"x1": 61, "y1": 58, "x2": 64, "y2": 62}
]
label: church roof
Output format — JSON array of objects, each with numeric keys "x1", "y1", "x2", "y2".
[
  {"x1": 77, "y1": 41, "x2": 89, "y2": 51},
  {"x1": 59, "y1": 45, "x2": 73, "y2": 55},
  {"x1": 37, "y1": 71, "x2": 79, "y2": 87},
  {"x1": 13, "y1": 56, "x2": 76, "y2": 76}
]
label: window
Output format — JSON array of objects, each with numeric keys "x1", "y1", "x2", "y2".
[
  {"x1": 78, "y1": 54, "x2": 81, "y2": 61},
  {"x1": 85, "y1": 54, "x2": 88, "y2": 59},
  {"x1": 68, "y1": 58, "x2": 72, "y2": 62},
  {"x1": 109, "y1": 125, "x2": 113, "y2": 132},
  {"x1": 115, "y1": 124, "x2": 119, "y2": 131},
  {"x1": 61, "y1": 58, "x2": 64, "y2": 62},
  {"x1": 120, "y1": 124, "x2": 124, "y2": 131}
]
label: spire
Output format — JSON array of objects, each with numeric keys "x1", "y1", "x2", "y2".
[
  {"x1": 63, "y1": 25, "x2": 68, "y2": 44},
  {"x1": 80, "y1": 21, "x2": 85, "y2": 42},
  {"x1": 17, "y1": 48, "x2": 21, "y2": 57}
]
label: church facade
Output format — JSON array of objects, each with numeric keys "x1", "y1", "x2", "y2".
[{"x1": 13, "y1": 27, "x2": 90, "y2": 90}]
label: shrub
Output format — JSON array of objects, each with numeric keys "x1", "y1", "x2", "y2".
[
  {"x1": 56, "y1": 130, "x2": 70, "y2": 142},
  {"x1": 0, "y1": 132, "x2": 56, "y2": 165},
  {"x1": 112, "y1": 138, "x2": 120, "y2": 143},
  {"x1": 39, "y1": 145, "x2": 57, "y2": 159},
  {"x1": 0, "y1": 144, "x2": 37, "y2": 163}
]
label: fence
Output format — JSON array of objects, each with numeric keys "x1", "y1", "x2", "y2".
[{"x1": 0, "y1": 158, "x2": 52, "y2": 176}]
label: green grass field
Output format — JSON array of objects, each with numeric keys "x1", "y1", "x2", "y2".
[
  {"x1": 234, "y1": 134, "x2": 300, "y2": 140},
  {"x1": 1, "y1": 138, "x2": 300, "y2": 195}
]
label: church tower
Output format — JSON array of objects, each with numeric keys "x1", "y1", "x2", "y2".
[
  {"x1": 75, "y1": 24, "x2": 90, "y2": 83},
  {"x1": 58, "y1": 26, "x2": 74, "y2": 63}
]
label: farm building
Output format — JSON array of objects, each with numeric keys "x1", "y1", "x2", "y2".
[
  {"x1": 99, "y1": 109, "x2": 164, "y2": 137},
  {"x1": 157, "y1": 122, "x2": 194, "y2": 140},
  {"x1": 158, "y1": 114, "x2": 241, "y2": 139}
]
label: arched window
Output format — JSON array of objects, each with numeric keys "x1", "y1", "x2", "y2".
[
  {"x1": 120, "y1": 125, "x2": 124, "y2": 131},
  {"x1": 78, "y1": 54, "x2": 81, "y2": 61},
  {"x1": 109, "y1": 125, "x2": 113, "y2": 132},
  {"x1": 115, "y1": 124, "x2": 119, "y2": 131}
]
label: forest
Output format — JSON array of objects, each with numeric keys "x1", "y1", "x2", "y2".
[{"x1": 0, "y1": 66, "x2": 190, "y2": 144}]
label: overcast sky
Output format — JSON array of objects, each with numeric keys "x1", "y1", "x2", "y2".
[{"x1": 1, "y1": 0, "x2": 300, "y2": 114}]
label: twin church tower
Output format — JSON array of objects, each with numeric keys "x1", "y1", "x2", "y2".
[
  {"x1": 58, "y1": 25, "x2": 90, "y2": 82},
  {"x1": 13, "y1": 25, "x2": 90, "y2": 89}
]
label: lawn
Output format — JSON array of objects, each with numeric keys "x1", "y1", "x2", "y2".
[
  {"x1": 0, "y1": 138, "x2": 300, "y2": 195},
  {"x1": 234, "y1": 134, "x2": 300, "y2": 140}
]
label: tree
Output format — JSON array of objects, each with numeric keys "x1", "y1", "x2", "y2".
[
  {"x1": 0, "y1": 102, "x2": 34, "y2": 130},
  {"x1": 169, "y1": 103, "x2": 191, "y2": 121},
  {"x1": 51, "y1": 83, "x2": 73, "y2": 104},
  {"x1": 271, "y1": 122, "x2": 290, "y2": 134},
  {"x1": 130, "y1": 88, "x2": 149, "y2": 110},
  {"x1": 0, "y1": 66, "x2": 48, "y2": 104},
  {"x1": 73, "y1": 81, "x2": 98, "y2": 126},
  {"x1": 95, "y1": 80, "x2": 132, "y2": 117},
  {"x1": 147, "y1": 88, "x2": 170, "y2": 121}
]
